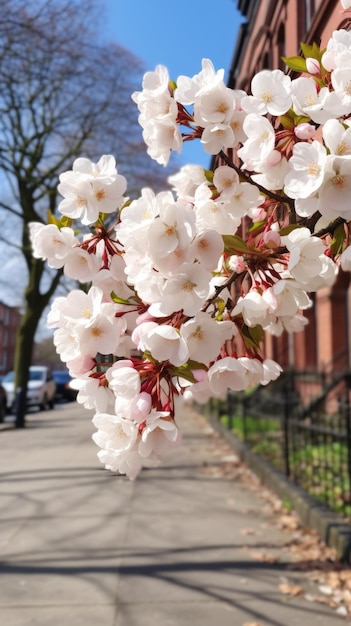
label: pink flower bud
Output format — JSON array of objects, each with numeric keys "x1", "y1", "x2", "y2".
[
  {"x1": 136, "y1": 311, "x2": 154, "y2": 325},
  {"x1": 306, "y1": 57, "x2": 321, "y2": 75},
  {"x1": 263, "y1": 231, "x2": 281, "y2": 249},
  {"x1": 294, "y1": 123, "x2": 316, "y2": 140},
  {"x1": 266, "y1": 150, "x2": 282, "y2": 167},
  {"x1": 228, "y1": 255, "x2": 246, "y2": 273},
  {"x1": 250, "y1": 208, "x2": 266, "y2": 223}
]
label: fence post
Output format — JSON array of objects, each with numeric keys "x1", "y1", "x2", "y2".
[
  {"x1": 345, "y1": 400, "x2": 351, "y2": 503},
  {"x1": 283, "y1": 376, "x2": 291, "y2": 478},
  {"x1": 227, "y1": 391, "x2": 233, "y2": 430},
  {"x1": 242, "y1": 393, "x2": 248, "y2": 443}
]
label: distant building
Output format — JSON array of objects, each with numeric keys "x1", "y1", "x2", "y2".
[
  {"x1": 229, "y1": 0, "x2": 347, "y2": 92},
  {"x1": 225, "y1": 0, "x2": 351, "y2": 375},
  {"x1": 0, "y1": 302, "x2": 21, "y2": 376}
]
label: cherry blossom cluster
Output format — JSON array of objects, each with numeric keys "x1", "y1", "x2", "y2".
[{"x1": 30, "y1": 6, "x2": 351, "y2": 479}]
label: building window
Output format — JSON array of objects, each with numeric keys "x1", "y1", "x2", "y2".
[
  {"x1": 3, "y1": 308, "x2": 9, "y2": 325},
  {"x1": 305, "y1": 0, "x2": 315, "y2": 32},
  {"x1": 298, "y1": 0, "x2": 316, "y2": 39},
  {"x1": 277, "y1": 23, "x2": 286, "y2": 71}
]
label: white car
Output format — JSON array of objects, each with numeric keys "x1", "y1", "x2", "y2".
[{"x1": 2, "y1": 365, "x2": 56, "y2": 412}]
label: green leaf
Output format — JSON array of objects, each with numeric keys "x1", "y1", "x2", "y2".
[
  {"x1": 59, "y1": 215, "x2": 73, "y2": 228},
  {"x1": 282, "y1": 55, "x2": 307, "y2": 72},
  {"x1": 294, "y1": 114, "x2": 312, "y2": 125},
  {"x1": 241, "y1": 324, "x2": 264, "y2": 350},
  {"x1": 222, "y1": 234, "x2": 250, "y2": 254},
  {"x1": 330, "y1": 223, "x2": 346, "y2": 255},
  {"x1": 216, "y1": 298, "x2": 226, "y2": 316},
  {"x1": 204, "y1": 168, "x2": 214, "y2": 183},
  {"x1": 47, "y1": 208, "x2": 60, "y2": 226},
  {"x1": 280, "y1": 111, "x2": 311, "y2": 129},
  {"x1": 280, "y1": 114, "x2": 295, "y2": 130},
  {"x1": 185, "y1": 359, "x2": 208, "y2": 371},
  {"x1": 300, "y1": 42, "x2": 317, "y2": 59},
  {"x1": 279, "y1": 224, "x2": 304, "y2": 236},
  {"x1": 110, "y1": 291, "x2": 134, "y2": 305},
  {"x1": 47, "y1": 209, "x2": 73, "y2": 229},
  {"x1": 249, "y1": 220, "x2": 265, "y2": 233},
  {"x1": 172, "y1": 359, "x2": 208, "y2": 383}
]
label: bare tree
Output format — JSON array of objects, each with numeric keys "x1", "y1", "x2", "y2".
[{"x1": 0, "y1": 0, "x2": 177, "y2": 426}]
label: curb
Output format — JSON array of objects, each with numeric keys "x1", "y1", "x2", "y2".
[{"x1": 207, "y1": 413, "x2": 351, "y2": 564}]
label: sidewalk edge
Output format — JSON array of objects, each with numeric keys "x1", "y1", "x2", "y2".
[{"x1": 207, "y1": 413, "x2": 351, "y2": 564}]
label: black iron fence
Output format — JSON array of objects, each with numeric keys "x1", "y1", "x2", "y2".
[{"x1": 206, "y1": 370, "x2": 351, "y2": 520}]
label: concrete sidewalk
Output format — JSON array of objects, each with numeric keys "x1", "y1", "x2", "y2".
[{"x1": 0, "y1": 401, "x2": 347, "y2": 625}]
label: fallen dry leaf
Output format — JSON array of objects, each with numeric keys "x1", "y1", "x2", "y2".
[
  {"x1": 279, "y1": 582, "x2": 304, "y2": 596},
  {"x1": 240, "y1": 528, "x2": 256, "y2": 535},
  {"x1": 278, "y1": 513, "x2": 300, "y2": 530},
  {"x1": 248, "y1": 550, "x2": 279, "y2": 563}
]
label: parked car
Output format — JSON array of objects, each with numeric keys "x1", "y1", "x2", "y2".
[
  {"x1": 2, "y1": 365, "x2": 56, "y2": 412},
  {"x1": 0, "y1": 383, "x2": 7, "y2": 422},
  {"x1": 52, "y1": 369, "x2": 77, "y2": 402}
]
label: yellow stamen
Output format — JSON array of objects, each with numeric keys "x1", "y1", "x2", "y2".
[
  {"x1": 307, "y1": 161, "x2": 320, "y2": 176},
  {"x1": 182, "y1": 280, "x2": 196, "y2": 292}
]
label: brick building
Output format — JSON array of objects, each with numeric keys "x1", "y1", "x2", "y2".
[
  {"x1": 227, "y1": 0, "x2": 351, "y2": 375},
  {"x1": 0, "y1": 302, "x2": 21, "y2": 377}
]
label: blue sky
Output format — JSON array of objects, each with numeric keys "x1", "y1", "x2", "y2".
[{"x1": 103, "y1": 0, "x2": 245, "y2": 168}]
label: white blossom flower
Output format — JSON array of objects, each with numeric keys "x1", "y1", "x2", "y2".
[
  {"x1": 133, "y1": 323, "x2": 189, "y2": 366},
  {"x1": 147, "y1": 202, "x2": 196, "y2": 259},
  {"x1": 138, "y1": 411, "x2": 180, "y2": 459},
  {"x1": 262, "y1": 279, "x2": 312, "y2": 317},
  {"x1": 237, "y1": 114, "x2": 275, "y2": 170},
  {"x1": 241, "y1": 69, "x2": 292, "y2": 116},
  {"x1": 114, "y1": 392, "x2": 152, "y2": 425},
  {"x1": 322, "y1": 29, "x2": 351, "y2": 72},
  {"x1": 142, "y1": 118, "x2": 182, "y2": 166},
  {"x1": 180, "y1": 312, "x2": 235, "y2": 364},
  {"x1": 133, "y1": 64, "x2": 170, "y2": 101},
  {"x1": 58, "y1": 155, "x2": 127, "y2": 225},
  {"x1": 232, "y1": 290, "x2": 271, "y2": 327},
  {"x1": 225, "y1": 182, "x2": 263, "y2": 219},
  {"x1": 237, "y1": 357, "x2": 264, "y2": 386},
  {"x1": 317, "y1": 155, "x2": 351, "y2": 221},
  {"x1": 168, "y1": 165, "x2": 207, "y2": 199},
  {"x1": 341, "y1": 246, "x2": 351, "y2": 271},
  {"x1": 284, "y1": 141, "x2": 327, "y2": 199},
  {"x1": 175, "y1": 59, "x2": 224, "y2": 106},
  {"x1": 92, "y1": 412, "x2": 141, "y2": 480},
  {"x1": 213, "y1": 165, "x2": 239, "y2": 198},
  {"x1": 322, "y1": 119, "x2": 351, "y2": 156},
  {"x1": 283, "y1": 228, "x2": 326, "y2": 286},
  {"x1": 152, "y1": 262, "x2": 211, "y2": 317},
  {"x1": 252, "y1": 154, "x2": 289, "y2": 191},
  {"x1": 70, "y1": 375, "x2": 115, "y2": 412},
  {"x1": 208, "y1": 357, "x2": 247, "y2": 396},
  {"x1": 190, "y1": 230, "x2": 224, "y2": 270},
  {"x1": 107, "y1": 362, "x2": 141, "y2": 399},
  {"x1": 200, "y1": 123, "x2": 235, "y2": 154},
  {"x1": 63, "y1": 247, "x2": 101, "y2": 282},
  {"x1": 260, "y1": 359, "x2": 283, "y2": 385},
  {"x1": 194, "y1": 187, "x2": 240, "y2": 234},
  {"x1": 194, "y1": 82, "x2": 235, "y2": 127},
  {"x1": 53, "y1": 326, "x2": 80, "y2": 362},
  {"x1": 29, "y1": 223, "x2": 78, "y2": 268}
]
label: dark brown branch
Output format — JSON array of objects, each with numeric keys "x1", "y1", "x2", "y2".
[{"x1": 218, "y1": 150, "x2": 295, "y2": 208}]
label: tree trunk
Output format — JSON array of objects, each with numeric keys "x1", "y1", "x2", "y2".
[
  {"x1": 13, "y1": 255, "x2": 62, "y2": 428},
  {"x1": 13, "y1": 307, "x2": 40, "y2": 427}
]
